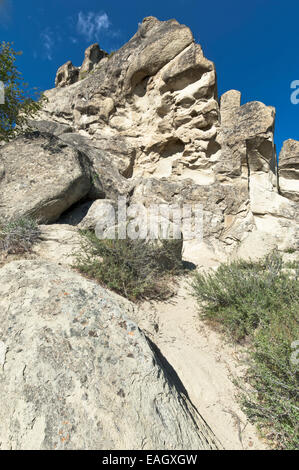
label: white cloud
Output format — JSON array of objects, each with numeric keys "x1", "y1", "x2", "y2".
[
  {"x1": 76, "y1": 11, "x2": 110, "y2": 42},
  {"x1": 41, "y1": 28, "x2": 54, "y2": 60}
]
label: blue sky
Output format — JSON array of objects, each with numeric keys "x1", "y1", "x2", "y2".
[{"x1": 0, "y1": 0, "x2": 298, "y2": 154}]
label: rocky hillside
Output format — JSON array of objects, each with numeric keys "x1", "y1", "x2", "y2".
[{"x1": 0, "y1": 16, "x2": 298, "y2": 450}]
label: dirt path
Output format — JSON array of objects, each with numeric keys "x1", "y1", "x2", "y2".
[{"x1": 138, "y1": 278, "x2": 268, "y2": 450}]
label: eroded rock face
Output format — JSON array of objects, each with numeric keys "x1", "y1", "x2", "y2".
[
  {"x1": 79, "y1": 43, "x2": 107, "y2": 80},
  {"x1": 218, "y1": 91, "x2": 276, "y2": 181},
  {"x1": 0, "y1": 260, "x2": 219, "y2": 450},
  {"x1": 279, "y1": 139, "x2": 299, "y2": 202},
  {"x1": 124, "y1": 18, "x2": 194, "y2": 93},
  {"x1": 23, "y1": 16, "x2": 299, "y2": 254},
  {"x1": 55, "y1": 61, "x2": 79, "y2": 88},
  {"x1": 39, "y1": 17, "x2": 218, "y2": 186}
]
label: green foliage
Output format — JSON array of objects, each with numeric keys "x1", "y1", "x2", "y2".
[
  {"x1": 241, "y1": 305, "x2": 299, "y2": 449},
  {"x1": 73, "y1": 230, "x2": 184, "y2": 301},
  {"x1": 284, "y1": 247, "x2": 296, "y2": 254},
  {"x1": 0, "y1": 42, "x2": 44, "y2": 142},
  {"x1": 0, "y1": 217, "x2": 40, "y2": 254},
  {"x1": 191, "y1": 252, "x2": 299, "y2": 449}
]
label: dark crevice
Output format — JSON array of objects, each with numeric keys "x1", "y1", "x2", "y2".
[
  {"x1": 145, "y1": 335, "x2": 191, "y2": 399},
  {"x1": 121, "y1": 150, "x2": 137, "y2": 179},
  {"x1": 206, "y1": 139, "x2": 221, "y2": 159},
  {"x1": 56, "y1": 197, "x2": 94, "y2": 225}
]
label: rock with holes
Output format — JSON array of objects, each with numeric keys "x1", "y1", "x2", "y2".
[
  {"x1": 0, "y1": 259, "x2": 219, "y2": 450},
  {"x1": 55, "y1": 61, "x2": 79, "y2": 88},
  {"x1": 35, "y1": 16, "x2": 219, "y2": 186},
  {"x1": 20, "y1": 16, "x2": 299, "y2": 256},
  {"x1": 79, "y1": 43, "x2": 107, "y2": 80}
]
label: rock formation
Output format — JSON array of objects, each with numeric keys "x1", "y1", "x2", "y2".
[
  {"x1": 55, "y1": 61, "x2": 79, "y2": 88},
  {"x1": 0, "y1": 16, "x2": 298, "y2": 450},
  {"x1": 278, "y1": 139, "x2": 299, "y2": 202},
  {"x1": 14, "y1": 15, "x2": 296, "y2": 257},
  {"x1": 55, "y1": 43, "x2": 107, "y2": 87}
]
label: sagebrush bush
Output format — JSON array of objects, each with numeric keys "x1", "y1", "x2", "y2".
[
  {"x1": 191, "y1": 253, "x2": 298, "y2": 340},
  {"x1": 0, "y1": 217, "x2": 40, "y2": 254},
  {"x1": 191, "y1": 252, "x2": 299, "y2": 449},
  {"x1": 74, "y1": 230, "x2": 184, "y2": 301}
]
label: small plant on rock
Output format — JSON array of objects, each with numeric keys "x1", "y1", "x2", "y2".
[
  {"x1": 74, "y1": 230, "x2": 184, "y2": 301},
  {"x1": 0, "y1": 217, "x2": 40, "y2": 254}
]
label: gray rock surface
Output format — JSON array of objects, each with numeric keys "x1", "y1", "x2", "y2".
[
  {"x1": 32, "y1": 224, "x2": 82, "y2": 266},
  {"x1": 0, "y1": 129, "x2": 132, "y2": 223},
  {"x1": 0, "y1": 132, "x2": 92, "y2": 223},
  {"x1": 0, "y1": 259, "x2": 219, "y2": 450},
  {"x1": 78, "y1": 199, "x2": 116, "y2": 230}
]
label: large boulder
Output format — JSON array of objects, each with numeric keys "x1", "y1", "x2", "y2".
[
  {"x1": 0, "y1": 127, "x2": 134, "y2": 224},
  {"x1": 78, "y1": 199, "x2": 116, "y2": 230},
  {"x1": 26, "y1": 119, "x2": 73, "y2": 137},
  {"x1": 58, "y1": 133, "x2": 132, "y2": 199},
  {"x1": 0, "y1": 132, "x2": 93, "y2": 223},
  {"x1": 0, "y1": 260, "x2": 219, "y2": 450}
]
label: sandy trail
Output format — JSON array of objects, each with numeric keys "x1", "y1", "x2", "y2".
[{"x1": 138, "y1": 278, "x2": 268, "y2": 450}]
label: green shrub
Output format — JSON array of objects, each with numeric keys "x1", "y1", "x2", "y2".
[
  {"x1": 191, "y1": 252, "x2": 299, "y2": 449},
  {"x1": 73, "y1": 230, "x2": 184, "y2": 301},
  {"x1": 284, "y1": 248, "x2": 296, "y2": 254},
  {"x1": 241, "y1": 304, "x2": 299, "y2": 449},
  {"x1": 0, "y1": 217, "x2": 40, "y2": 254},
  {"x1": 0, "y1": 42, "x2": 45, "y2": 142}
]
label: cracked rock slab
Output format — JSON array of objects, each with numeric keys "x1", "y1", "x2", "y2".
[{"x1": 0, "y1": 259, "x2": 219, "y2": 450}]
